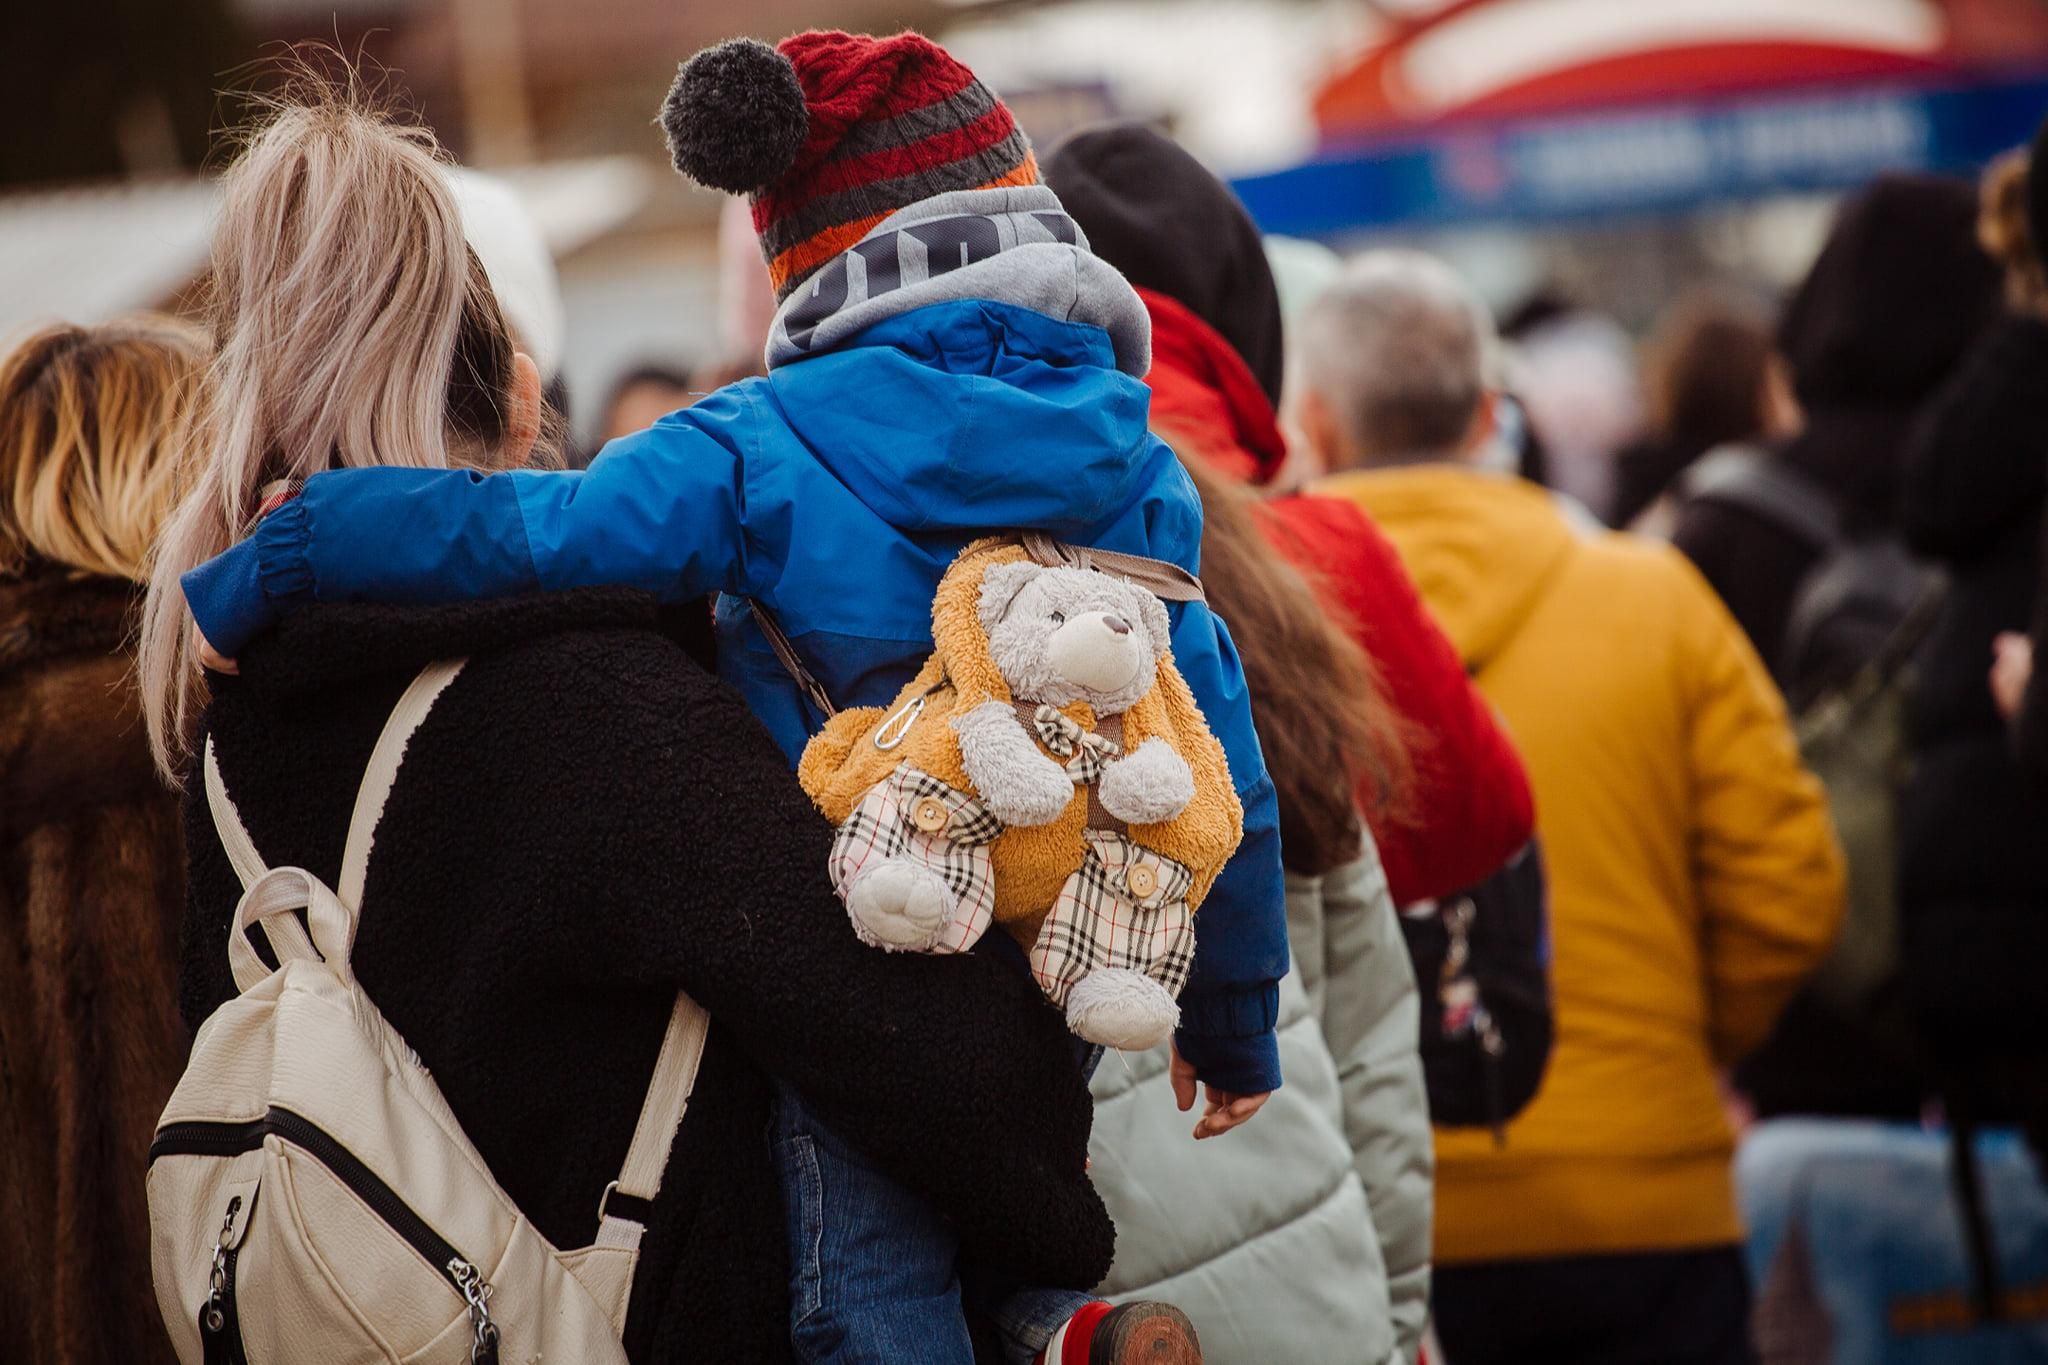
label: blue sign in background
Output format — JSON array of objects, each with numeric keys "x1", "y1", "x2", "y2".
[{"x1": 1232, "y1": 70, "x2": 2048, "y2": 237}]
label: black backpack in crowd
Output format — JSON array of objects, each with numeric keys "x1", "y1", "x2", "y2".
[
  {"x1": 1681, "y1": 444, "x2": 1943, "y2": 712},
  {"x1": 1680, "y1": 445, "x2": 1943, "y2": 1020},
  {"x1": 1398, "y1": 841, "x2": 1554, "y2": 1140}
]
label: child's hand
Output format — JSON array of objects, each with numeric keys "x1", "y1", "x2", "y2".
[
  {"x1": 1169, "y1": 1043, "x2": 1271, "y2": 1140},
  {"x1": 1991, "y1": 631, "x2": 2033, "y2": 722},
  {"x1": 193, "y1": 621, "x2": 238, "y2": 676}
]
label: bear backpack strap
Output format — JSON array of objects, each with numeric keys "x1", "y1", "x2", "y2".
[
  {"x1": 750, "y1": 602, "x2": 838, "y2": 719},
  {"x1": 1016, "y1": 531, "x2": 1207, "y2": 604},
  {"x1": 746, "y1": 536, "x2": 1204, "y2": 720}
]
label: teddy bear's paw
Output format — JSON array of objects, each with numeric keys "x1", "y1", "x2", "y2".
[
  {"x1": 954, "y1": 700, "x2": 1075, "y2": 827},
  {"x1": 985, "y1": 765, "x2": 1077, "y2": 828},
  {"x1": 1097, "y1": 737, "x2": 1196, "y2": 825},
  {"x1": 1066, "y1": 969, "x2": 1181, "y2": 1051},
  {"x1": 846, "y1": 859, "x2": 956, "y2": 952}
]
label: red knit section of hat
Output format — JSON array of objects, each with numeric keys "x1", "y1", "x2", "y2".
[
  {"x1": 746, "y1": 29, "x2": 1036, "y2": 299},
  {"x1": 755, "y1": 103, "x2": 1018, "y2": 225},
  {"x1": 777, "y1": 31, "x2": 977, "y2": 176}
]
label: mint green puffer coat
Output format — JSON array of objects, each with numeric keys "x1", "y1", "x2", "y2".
[{"x1": 1086, "y1": 837, "x2": 1432, "y2": 1363}]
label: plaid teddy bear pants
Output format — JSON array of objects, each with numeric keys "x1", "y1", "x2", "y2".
[{"x1": 831, "y1": 766, "x2": 1198, "y2": 1013}]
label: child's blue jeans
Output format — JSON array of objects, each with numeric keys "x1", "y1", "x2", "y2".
[{"x1": 771, "y1": 1078, "x2": 1096, "y2": 1365}]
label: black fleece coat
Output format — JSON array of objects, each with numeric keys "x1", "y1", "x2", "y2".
[
  {"x1": 180, "y1": 591, "x2": 1114, "y2": 1361},
  {"x1": 1896, "y1": 316, "x2": 2048, "y2": 1134}
]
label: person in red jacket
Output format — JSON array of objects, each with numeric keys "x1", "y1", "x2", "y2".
[{"x1": 1046, "y1": 122, "x2": 1534, "y2": 906}]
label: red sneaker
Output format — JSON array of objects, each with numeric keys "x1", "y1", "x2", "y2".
[{"x1": 1036, "y1": 1300, "x2": 1202, "y2": 1365}]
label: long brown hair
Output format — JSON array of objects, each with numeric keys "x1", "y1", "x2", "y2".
[
  {"x1": 1178, "y1": 450, "x2": 1416, "y2": 876},
  {"x1": 1641, "y1": 290, "x2": 1775, "y2": 451}
]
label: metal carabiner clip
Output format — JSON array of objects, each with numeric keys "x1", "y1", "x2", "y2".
[{"x1": 873, "y1": 693, "x2": 927, "y2": 751}]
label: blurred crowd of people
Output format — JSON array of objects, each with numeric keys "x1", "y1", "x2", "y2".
[{"x1": 3, "y1": 27, "x2": 2048, "y2": 1365}]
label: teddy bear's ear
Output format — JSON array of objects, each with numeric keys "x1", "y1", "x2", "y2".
[
  {"x1": 977, "y1": 561, "x2": 1041, "y2": 632},
  {"x1": 1134, "y1": 586, "x2": 1173, "y2": 658}
]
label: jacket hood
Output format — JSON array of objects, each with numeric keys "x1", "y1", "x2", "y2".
[
  {"x1": 764, "y1": 185, "x2": 1152, "y2": 376},
  {"x1": 1317, "y1": 466, "x2": 1576, "y2": 672},
  {"x1": 1779, "y1": 174, "x2": 2000, "y2": 410},
  {"x1": 1044, "y1": 122, "x2": 1285, "y2": 408},
  {"x1": 766, "y1": 296, "x2": 1161, "y2": 538},
  {"x1": 0, "y1": 572, "x2": 155, "y2": 822},
  {"x1": 1142, "y1": 287, "x2": 1287, "y2": 486}
]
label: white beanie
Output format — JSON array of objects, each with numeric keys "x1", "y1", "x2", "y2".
[{"x1": 445, "y1": 168, "x2": 566, "y2": 382}]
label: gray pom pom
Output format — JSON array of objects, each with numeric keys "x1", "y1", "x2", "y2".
[{"x1": 661, "y1": 39, "x2": 809, "y2": 195}]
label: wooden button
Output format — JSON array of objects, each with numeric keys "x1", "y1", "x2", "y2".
[
  {"x1": 1127, "y1": 863, "x2": 1159, "y2": 898},
  {"x1": 912, "y1": 798, "x2": 949, "y2": 833}
]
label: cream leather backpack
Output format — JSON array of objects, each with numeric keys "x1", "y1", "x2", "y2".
[{"x1": 148, "y1": 660, "x2": 709, "y2": 1364}]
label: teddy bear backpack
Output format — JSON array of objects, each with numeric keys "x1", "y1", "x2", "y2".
[
  {"x1": 769, "y1": 534, "x2": 1243, "y2": 1052},
  {"x1": 148, "y1": 660, "x2": 710, "y2": 1364}
]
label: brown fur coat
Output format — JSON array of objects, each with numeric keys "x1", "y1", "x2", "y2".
[{"x1": 0, "y1": 573, "x2": 184, "y2": 1364}]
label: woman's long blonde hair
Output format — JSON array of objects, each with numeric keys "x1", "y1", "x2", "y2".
[
  {"x1": 0, "y1": 315, "x2": 207, "y2": 583},
  {"x1": 140, "y1": 79, "x2": 545, "y2": 779}
]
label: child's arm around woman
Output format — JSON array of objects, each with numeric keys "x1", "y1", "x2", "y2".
[{"x1": 184, "y1": 381, "x2": 767, "y2": 659}]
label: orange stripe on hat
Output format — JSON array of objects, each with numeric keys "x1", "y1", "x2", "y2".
[
  {"x1": 767, "y1": 212, "x2": 894, "y2": 295},
  {"x1": 765, "y1": 154, "x2": 1048, "y2": 295}
]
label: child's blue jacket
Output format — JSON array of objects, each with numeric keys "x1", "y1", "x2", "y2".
[{"x1": 184, "y1": 298, "x2": 1287, "y2": 1091}]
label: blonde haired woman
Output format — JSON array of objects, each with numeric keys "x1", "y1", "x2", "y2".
[
  {"x1": 0, "y1": 314, "x2": 204, "y2": 1365},
  {"x1": 142, "y1": 86, "x2": 1109, "y2": 1361}
]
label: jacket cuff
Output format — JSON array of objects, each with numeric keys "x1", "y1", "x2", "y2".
[
  {"x1": 1173, "y1": 980, "x2": 1283, "y2": 1093},
  {"x1": 180, "y1": 499, "x2": 314, "y2": 658}
]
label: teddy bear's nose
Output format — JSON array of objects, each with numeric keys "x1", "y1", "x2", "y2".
[{"x1": 1102, "y1": 615, "x2": 1131, "y2": 636}]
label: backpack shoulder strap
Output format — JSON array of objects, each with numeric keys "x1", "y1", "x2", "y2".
[
  {"x1": 337, "y1": 659, "x2": 467, "y2": 909},
  {"x1": 206, "y1": 659, "x2": 467, "y2": 995},
  {"x1": 1682, "y1": 444, "x2": 1843, "y2": 553},
  {"x1": 203, "y1": 738, "x2": 270, "y2": 891},
  {"x1": 203, "y1": 659, "x2": 469, "y2": 901},
  {"x1": 593, "y1": 991, "x2": 711, "y2": 1256}
]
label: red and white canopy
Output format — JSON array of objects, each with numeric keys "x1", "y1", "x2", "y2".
[{"x1": 1316, "y1": 0, "x2": 2048, "y2": 141}]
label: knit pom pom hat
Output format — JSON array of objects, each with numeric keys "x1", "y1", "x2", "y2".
[{"x1": 663, "y1": 31, "x2": 1040, "y2": 301}]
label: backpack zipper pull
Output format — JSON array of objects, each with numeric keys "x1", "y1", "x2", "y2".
[
  {"x1": 449, "y1": 1257, "x2": 500, "y2": 1365},
  {"x1": 200, "y1": 1196, "x2": 244, "y2": 1365},
  {"x1": 1480, "y1": 1011, "x2": 1507, "y2": 1148}
]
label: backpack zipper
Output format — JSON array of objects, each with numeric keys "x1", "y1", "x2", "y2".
[
  {"x1": 151, "y1": 1109, "x2": 493, "y2": 1321},
  {"x1": 153, "y1": 1117, "x2": 268, "y2": 1160},
  {"x1": 200, "y1": 1195, "x2": 249, "y2": 1365}
]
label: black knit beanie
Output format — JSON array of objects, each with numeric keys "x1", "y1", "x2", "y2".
[
  {"x1": 1778, "y1": 174, "x2": 2001, "y2": 410},
  {"x1": 1045, "y1": 123, "x2": 1284, "y2": 407}
]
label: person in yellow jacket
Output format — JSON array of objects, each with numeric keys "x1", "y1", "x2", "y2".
[{"x1": 1291, "y1": 250, "x2": 1846, "y2": 1365}]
